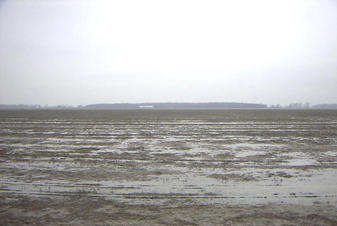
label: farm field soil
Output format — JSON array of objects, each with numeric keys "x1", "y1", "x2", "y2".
[{"x1": 1, "y1": 109, "x2": 337, "y2": 225}]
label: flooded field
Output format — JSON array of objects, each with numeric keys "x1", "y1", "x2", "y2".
[{"x1": 1, "y1": 109, "x2": 337, "y2": 225}]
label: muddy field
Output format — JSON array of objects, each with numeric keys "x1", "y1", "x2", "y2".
[{"x1": 1, "y1": 109, "x2": 337, "y2": 225}]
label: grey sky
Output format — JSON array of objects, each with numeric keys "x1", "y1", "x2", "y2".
[{"x1": 0, "y1": 0, "x2": 336, "y2": 106}]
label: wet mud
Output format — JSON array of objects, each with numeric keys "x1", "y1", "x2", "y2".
[{"x1": 1, "y1": 109, "x2": 337, "y2": 225}]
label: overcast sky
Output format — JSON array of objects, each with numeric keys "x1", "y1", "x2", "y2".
[{"x1": 0, "y1": 0, "x2": 336, "y2": 106}]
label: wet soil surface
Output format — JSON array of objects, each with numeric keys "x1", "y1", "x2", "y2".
[{"x1": 1, "y1": 109, "x2": 337, "y2": 225}]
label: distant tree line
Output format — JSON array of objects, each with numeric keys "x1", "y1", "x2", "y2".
[
  {"x1": 84, "y1": 102, "x2": 267, "y2": 109},
  {"x1": 269, "y1": 102, "x2": 311, "y2": 109},
  {"x1": 0, "y1": 104, "x2": 75, "y2": 109},
  {"x1": 1, "y1": 102, "x2": 337, "y2": 110},
  {"x1": 268, "y1": 103, "x2": 337, "y2": 109}
]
